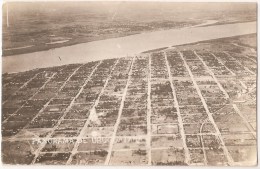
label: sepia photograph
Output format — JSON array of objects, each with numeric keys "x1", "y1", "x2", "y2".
[{"x1": 1, "y1": 0, "x2": 258, "y2": 166}]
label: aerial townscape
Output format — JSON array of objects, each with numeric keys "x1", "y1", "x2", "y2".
[
  {"x1": 2, "y1": 33, "x2": 257, "y2": 166},
  {"x1": 1, "y1": 1, "x2": 257, "y2": 167}
]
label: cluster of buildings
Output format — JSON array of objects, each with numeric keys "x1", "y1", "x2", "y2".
[{"x1": 1, "y1": 37, "x2": 256, "y2": 166}]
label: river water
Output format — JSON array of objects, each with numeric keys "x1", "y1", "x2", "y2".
[{"x1": 2, "y1": 21, "x2": 256, "y2": 73}]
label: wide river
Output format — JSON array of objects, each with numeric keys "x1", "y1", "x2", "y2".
[{"x1": 2, "y1": 21, "x2": 256, "y2": 73}]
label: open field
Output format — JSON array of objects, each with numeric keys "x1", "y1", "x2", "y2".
[
  {"x1": 2, "y1": 2, "x2": 256, "y2": 56},
  {"x1": 2, "y1": 34, "x2": 257, "y2": 166}
]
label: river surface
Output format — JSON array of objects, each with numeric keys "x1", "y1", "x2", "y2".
[{"x1": 2, "y1": 21, "x2": 256, "y2": 73}]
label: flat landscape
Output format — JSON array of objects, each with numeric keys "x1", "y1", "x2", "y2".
[
  {"x1": 2, "y1": 21, "x2": 256, "y2": 73},
  {"x1": 2, "y1": 2, "x2": 256, "y2": 56},
  {"x1": 2, "y1": 34, "x2": 257, "y2": 166}
]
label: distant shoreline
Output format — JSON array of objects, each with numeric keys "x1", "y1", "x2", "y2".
[
  {"x1": 0, "y1": 20, "x2": 227, "y2": 57},
  {"x1": 3, "y1": 21, "x2": 256, "y2": 73},
  {"x1": 3, "y1": 21, "x2": 254, "y2": 57},
  {"x1": 2, "y1": 31, "x2": 141, "y2": 56}
]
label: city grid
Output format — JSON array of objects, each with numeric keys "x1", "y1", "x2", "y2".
[{"x1": 2, "y1": 39, "x2": 257, "y2": 166}]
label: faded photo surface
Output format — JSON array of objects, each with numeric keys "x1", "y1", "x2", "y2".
[{"x1": 1, "y1": 1, "x2": 257, "y2": 166}]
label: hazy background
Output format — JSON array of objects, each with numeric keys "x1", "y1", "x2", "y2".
[{"x1": 2, "y1": 2, "x2": 257, "y2": 56}]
